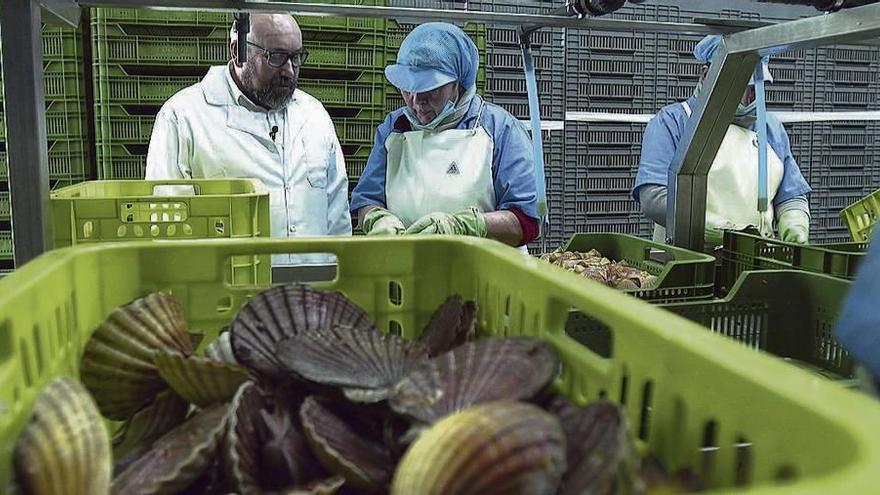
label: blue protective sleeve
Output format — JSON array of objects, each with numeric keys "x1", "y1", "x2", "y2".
[{"x1": 835, "y1": 231, "x2": 880, "y2": 380}]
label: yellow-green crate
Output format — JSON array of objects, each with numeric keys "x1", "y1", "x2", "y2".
[
  {"x1": 840, "y1": 186, "x2": 880, "y2": 242},
  {"x1": 51, "y1": 179, "x2": 271, "y2": 283},
  {"x1": 1, "y1": 237, "x2": 880, "y2": 492}
]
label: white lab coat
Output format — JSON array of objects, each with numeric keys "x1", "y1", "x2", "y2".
[{"x1": 146, "y1": 65, "x2": 352, "y2": 265}]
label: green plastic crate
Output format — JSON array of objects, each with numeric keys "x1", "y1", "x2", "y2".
[
  {"x1": 96, "y1": 142, "x2": 147, "y2": 179},
  {"x1": 0, "y1": 140, "x2": 89, "y2": 181},
  {"x1": 662, "y1": 270, "x2": 854, "y2": 382},
  {"x1": 548, "y1": 233, "x2": 717, "y2": 303},
  {"x1": 51, "y1": 179, "x2": 271, "y2": 283},
  {"x1": 0, "y1": 101, "x2": 88, "y2": 142},
  {"x1": 719, "y1": 230, "x2": 867, "y2": 294},
  {"x1": 0, "y1": 229, "x2": 10, "y2": 260},
  {"x1": 2, "y1": 237, "x2": 880, "y2": 492},
  {"x1": 334, "y1": 117, "x2": 380, "y2": 145},
  {"x1": 92, "y1": 7, "x2": 232, "y2": 26},
  {"x1": 297, "y1": 78, "x2": 385, "y2": 107},
  {"x1": 345, "y1": 145, "x2": 371, "y2": 180},
  {"x1": 0, "y1": 192, "x2": 8, "y2": 220},
  {"x1": 840, "y1": 187, "x2": 880, "y2": 242},
  {"x1": 95, "y1": 104, "x2": 159, "y2": 144},
  {"x1": 91, "y1": 21, "x2": 229, "y2": 66},
  {"x1": 93, "y1": 63, "x2": 204, "y2": 105}
]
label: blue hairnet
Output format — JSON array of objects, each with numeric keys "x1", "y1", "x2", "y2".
[
  {"x1": 385, "y1": 22, "x2": 479, "y2": 93},
  {"x1": 694, "y1": 35, "x2": 773, "y2": 83}
]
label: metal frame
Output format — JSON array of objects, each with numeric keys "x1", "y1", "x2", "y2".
[{"x1": 3, "y1": 1, "x2": 880, "y2": 263}]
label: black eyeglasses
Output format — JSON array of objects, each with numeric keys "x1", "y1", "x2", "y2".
[{"x1": 246, "y1": 41, "x2": 309, "y2": 68}]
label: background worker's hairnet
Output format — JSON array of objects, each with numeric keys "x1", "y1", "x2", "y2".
[
  {"x1": 694, "y1": 35, "x2": 773, "y2": 84},
  {"x1": 385, "y1": 22, "x2": 480, "y2": 93}
]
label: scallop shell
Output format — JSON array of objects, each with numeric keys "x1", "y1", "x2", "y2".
[
  {"x1": 81, "y1": 292, "x2": 193, "y2": 420},
  {"x1": 417, "y1": 295, "x2": 477, "y2": 357},
  {"x1": 204, "y1": 330, "x2": 237, "y2": 364},
  {"x1": 154, "y1": 349, "x2": 251, "y2": 407},
  {"x1": 277, "y1": 324, "x2": 427, "y2": 403},
  {"x1": 389, "y1": 337, "x2": 561, "y2": 423},
  {"x1": 13, "y1": 377, "x2": 112, "y2": 495},
  {"x1": 231, "y1": 284, "x2": 376, "y2": 377},
  {"x1": 557, "y1": 400, "x2": 640, "y2": 495},
  {"x1": 225, "y1": 382, "x2": 327, "y2": 494},
  {"x1": 112, "y1": 389, "x2": 189, "y2": 462},
  {"x1": 390, "y1": 401, "x2": 566, "y2": 495},
  {"x1": 300, "y1": 396, "x2": 395, "y2": 492},
  {"x1": 111, "y1": 402, "x2": 230, "y2": 495}
]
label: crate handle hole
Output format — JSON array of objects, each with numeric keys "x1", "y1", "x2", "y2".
[
  {"x1": 31, "y1": 325, "x2": 44, "y2": 378},
  {"x1": 389, "y1": 319, "x2": 402, "y2": 337},
  {"x1": 774, "y1": 465, "x2": 798, "y2": 483},
  {"x1": 619, "y1": 370, "x2": 630, "y2": 406},
  {"x1": 216, "y1": 296, "x2": 233, "y2": 313},
  {"x1": 638, "y1": 380, "x2": 654, "y2": 441},
  {"x1": 388, "y1": 281, "x2": 402, "y2": 307},
  {"x1": 700, "y1": 419, "x2": 719, "y2": 478},
  {"x1": 19, "y1": 339, "x2": 34, "y2": 386},
  {"x1": 734, "y1": 435, "x2": 753, "y2": 486},
  {"x1": 565, "y1": 310, "x2": 613, "y2": 359},
  {"x1": 116, "y1": 225, "x2": 127, "y2": 237},
  {"x1": 150, "y1": 225, "x2": 160, "y2": 237},
  {"x1": 82, "y1": 220, "x2": 94, "y2": 239}
]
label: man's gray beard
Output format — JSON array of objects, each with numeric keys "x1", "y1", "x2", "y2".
[{"x1": 241, "y1": 66, "x2": 296, "y2": 110}]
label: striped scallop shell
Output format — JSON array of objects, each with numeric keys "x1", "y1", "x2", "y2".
[
  {"x1": 153, "y1": 350, "x2": 251, "y2": 408},
  {"x1": 417, "y1": 295, "x2": 477, "y2": 357},
  {"x1": 80, "y1": 292, "x2": 192, "y2": 420},
  {"x1": 111, "y1": 388, "x2": 189, "y2": 462},
  {"x1": 390, "y1": 401, "x2": 566, "y2": 495},
  {"x1": 277, "y1": 324, "x2": 427, "y2": 402},
  {"x1": 300, "y1": 396, "x2": 395, "y2": 492},
  {"x1": 224, "y1": 382, "x2": 328, "y2": 494},
  {"x1": 230, "y1": 284, "x2": 376, "y2": 378},
  {"x1": 110, "y1": 402, "x2": 230, "y2": 495},
  {"x1": 204, "y1": 330, "x2": 237, "y2": 364},
  {"x1": 13, "y1": 377, "x2": 112, "y2": 495},
  {"x1": 389, "y1": 337, "x2": 560, "y2": 423},
  {"x1": 558, "y1": 400, "x2": 640, "y2": 495}
]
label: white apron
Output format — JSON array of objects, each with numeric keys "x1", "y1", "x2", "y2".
[
  {"x1": 385, "y1": 102, "x2": 511, "y2": 243},
  {"x1": 653, "y1": 101, "x2": 785, "y2": 246}
]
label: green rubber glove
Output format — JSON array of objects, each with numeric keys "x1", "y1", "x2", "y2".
[
  {"x1": 404, "y1": 207, "x2": 488, "y2": 237},
  {"x1": 362, "y1": 207, "x2": 405, "y2": 236},
  {"x1": 778, "y1": 209, "x2": 810, "y2": 244}
]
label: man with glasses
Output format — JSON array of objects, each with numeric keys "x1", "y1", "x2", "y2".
[{"x1": 146, "y1": 14, "x2": 351, "y2": 265}]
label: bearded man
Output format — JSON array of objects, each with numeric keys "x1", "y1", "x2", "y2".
[{"x1": 146, "y1": 14, "x2": 352, "y2": 265}]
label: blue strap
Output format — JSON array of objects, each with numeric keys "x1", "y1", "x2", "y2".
[
  {"x1": 754, "y1": 63, "x2": 769, "y2": 213},
  {"x1": 521, "y1": 42, "x2": 548, "y2": 242}
]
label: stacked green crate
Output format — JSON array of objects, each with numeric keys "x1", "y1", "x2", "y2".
[
  {"x1": 91, "y1": 2, "x2": 393, "y2": 187},
  {"x1": 0, "y1": 23, "x2": 92, "y2": 268},
  {"x1": 91, "y1": 7, "x2": 233, "y2": 179}
]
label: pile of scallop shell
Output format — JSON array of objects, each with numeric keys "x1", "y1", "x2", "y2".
[
  {"x1": 540, "y1": 249, "x2": 658, "y2": 290},
  {"x1": 10, "y1": 284, "x2": 699, "y2": 495}
]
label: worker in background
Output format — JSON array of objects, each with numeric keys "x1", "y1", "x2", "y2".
[
  {"x1": 633, "y1": 35, "x2": 811, "y2": 248},
  {"x1": 145, "y1": 14, "x2": 351, "y2": 264},
  {"x1": 350, "y1": 23, "x2": 539, "y2": 248},
  {"x1": 835, "y1": 231, "x2": 880, "y2": 396}
]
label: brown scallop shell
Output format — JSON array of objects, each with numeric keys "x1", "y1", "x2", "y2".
[
  {"x1": 389, "y1": 337, "x2": 561, "y2": 423},
  {"x1": 557, "y1": 400, "x2": 640, "y2": 495},
  {"x1": 13, "y1": 377, "x2": 112, "y2": 495},
  {"x1": 417, "y1": 295, "x2": 477, "y2": 357},
  {"x1": 390, "y1": 400, "x2": 566, "y2": 495},
  {"x1": 225, "y1": 382, "x2": 327, "y2": 494},
  {"x1": 300, "y1": 396, "x2": 395, "y2": 492},
  {"x1": 276, "y1": 324, "x2": 427, "y2": 402},
  {"x1": 154, "y1": 349, "x2": 251, "y2": 407},
  {"x1": 111, "y1": 402, "x2": 230, "y2": 495},
  {"x1": 230, "y1": 284, "x2": 376, "y2": 378},
  {"x1": 80, "y1": 292, "x2": 193, "y2": 420},
  {"x1": 111, "y1": 388, "x2": 189, "y2": 462}
]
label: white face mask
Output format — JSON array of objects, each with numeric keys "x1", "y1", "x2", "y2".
[{"x1": 403, "y1": 98, "x2": 457, "y2": 131}]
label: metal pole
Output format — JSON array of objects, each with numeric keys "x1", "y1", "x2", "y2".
[{"x1": 2, "y1": 0, "x2": 53, "y2": 265}]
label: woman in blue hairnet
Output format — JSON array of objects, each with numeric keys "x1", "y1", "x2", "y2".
[
  {"x1": 633, "y1": 35, "x2": 811, "y2": 247},
  {"x1": 350, "y1": 23, "x2": 539, "y2": 248}
]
